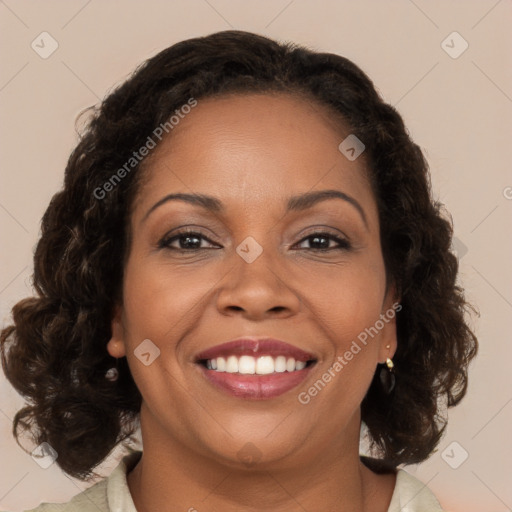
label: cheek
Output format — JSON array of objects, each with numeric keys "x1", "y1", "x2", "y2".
[
  {"x1": 119, "y1": 258, "x2": 207, "y2": 410},
  {"x1": 300, "y1": 254, "x2": 386, "y2": 405},
  {"x1": 303, "y1": 258, "x2": 386, "y2": 346},
  {"x1": 122, "y1": 255, "x2": 216, "y2": 338}
]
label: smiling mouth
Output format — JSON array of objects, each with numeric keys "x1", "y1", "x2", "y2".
[
  {"x1": 198, "y1": 355, "x2": 316, "y2": 374},
  {"x1": 194, "y1": 338, "x2": 317, "y2": 399}
]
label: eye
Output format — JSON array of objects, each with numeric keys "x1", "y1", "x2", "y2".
[
  {"x1": 158, "y1": 230, "x2": 220, "y2": 251},
  {"x1": 157, "y1": 229, "x2": 351, "y2": 253},
  {"x1": 293, "y1": 231, "x2": 351, "y2": 251}
]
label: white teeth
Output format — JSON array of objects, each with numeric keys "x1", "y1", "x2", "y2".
[
  {"x1": 274, "y1": 355, "x2": 287, "y2": 373},
  {"x1": 226, "y1": 355, "x2": 238, "y2": 373},
  {"x1": 295, "y1": 361, "x2": 307, "y2": 370},
  {"x1": 204, "y1": 355, "x2": 310, "y2": 374},
  {"x1": 256, "y1": 356, "x2": 274, "y2": 375},
  {"x1": 238, "y1": 355, "x2": 256, "y2": 374}
]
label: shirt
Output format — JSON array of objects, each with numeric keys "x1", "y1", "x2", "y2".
[{"x1": 21, "y1": 451, "x2": 444, "y2": 511}]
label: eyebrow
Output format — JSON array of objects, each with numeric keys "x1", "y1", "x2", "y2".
[{"x1": 141, "y1": 189, "x2": 368, "y2": 228}]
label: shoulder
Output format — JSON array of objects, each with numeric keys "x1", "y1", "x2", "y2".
[
  {"x1": 23, "y1": 479, "x2": 109, "y2": 512},
  {"x1": 22, "y1": 450, "x2": 142, "y2": 512},
  {"x1": 388, "y1": 469, "x2": 444, "y2": 512}
]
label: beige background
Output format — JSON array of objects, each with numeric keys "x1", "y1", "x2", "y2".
[{"x1": 1, "y1": 1, "x2": 511, "y2": 511}]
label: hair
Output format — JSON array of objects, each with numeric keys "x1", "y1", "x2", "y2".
[{"x1": 1, "y1": 30, "x2": 477, "y2": 480}]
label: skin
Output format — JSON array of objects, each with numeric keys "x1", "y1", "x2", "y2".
[{"x1": 107, "y1": 92, "x2": 398, "y2": 512}]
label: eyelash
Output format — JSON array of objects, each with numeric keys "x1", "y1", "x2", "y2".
[{"x1": 158, "y1": 229, "x2": 352, "y2": 253}]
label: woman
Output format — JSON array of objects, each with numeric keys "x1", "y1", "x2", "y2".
[{"x1": 1, "y1": 30, "x2": 477, "y2": 511}]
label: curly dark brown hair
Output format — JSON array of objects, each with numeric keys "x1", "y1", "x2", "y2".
[{"x1": 1, "y1": 30, "x2": 478, "y2": 480}]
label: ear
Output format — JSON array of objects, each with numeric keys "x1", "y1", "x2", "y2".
[
  {"x1": 377, "y1": 284, "x2": 400, "y2": 364},
  {"x1": 106, "y1": 303, "x2": 127, "y2": 358}
]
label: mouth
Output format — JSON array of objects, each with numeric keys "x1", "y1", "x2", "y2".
[{"x1": 195, "y1": 338, "x2": 317, "y2": 399}]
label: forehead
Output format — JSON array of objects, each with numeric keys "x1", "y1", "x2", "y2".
[{"x1": 133, "y1": 93, "x2": 376, "y2": 221}]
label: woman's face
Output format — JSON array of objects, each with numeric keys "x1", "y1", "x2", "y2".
[{"x1": 108, "y1": 93, "x2": 397, "y2": 469}]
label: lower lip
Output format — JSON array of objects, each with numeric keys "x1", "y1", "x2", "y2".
[{"x1": 198, "y1": 364, "x2": 314, "y2": 400}]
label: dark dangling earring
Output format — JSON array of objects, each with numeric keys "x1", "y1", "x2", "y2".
[
  {"x1": 379, "y1": 357, "x2": 395, "y2": 394},
  {"x1": 105, "y1": 358, "x2": 119, "y2": 382}
]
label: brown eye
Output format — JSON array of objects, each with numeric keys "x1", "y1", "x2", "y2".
[
  {"x1": 159, "y1": 230, "x2": 220, "y2": 251},
  {"x1": 294, "y1": 232, "x2": 351, "y2": 251}
]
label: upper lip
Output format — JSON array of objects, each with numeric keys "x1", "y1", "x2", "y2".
[{"x1": 195, "y1": 337, "x2": 316, "y2": 363}]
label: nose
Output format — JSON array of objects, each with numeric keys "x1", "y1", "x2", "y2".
[{"x1": 215, "y1": 247, "x2": 301, "y2": 321}]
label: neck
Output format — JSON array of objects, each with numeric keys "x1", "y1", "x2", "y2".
[{"x1": 127, "y1": 407, "x2": 394, "y2": 512}]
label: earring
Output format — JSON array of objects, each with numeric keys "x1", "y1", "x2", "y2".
[
  {"x1": 105, "y1": 358, "x2": 119, "y2": 382},
  {"x1": 379, "y1": 357, "x2": 395, "y2": 394}
]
